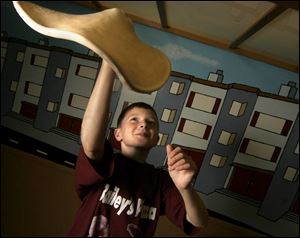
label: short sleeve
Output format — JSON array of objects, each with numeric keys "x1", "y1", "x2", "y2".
[
  {"x1": 160, "y1": 171, "x2": 197, "y2": 235},
  {"x1": 75, "y1": 140, "x2": 114, "y2": 200}
]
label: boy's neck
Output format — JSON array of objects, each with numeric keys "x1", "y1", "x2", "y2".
[{"x1": 121, "y1": 147, "x2": 149, "y2": 163}]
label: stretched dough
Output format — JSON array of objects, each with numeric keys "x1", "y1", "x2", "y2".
[{"x1": 13, "y1": 1, "x2": 171, "y2": 93}]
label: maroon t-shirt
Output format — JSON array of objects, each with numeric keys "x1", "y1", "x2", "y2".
[{"x1": 67, "y1": 141, "x2": 195, "y2": 237}]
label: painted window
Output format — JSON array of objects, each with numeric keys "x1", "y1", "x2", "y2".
[
  {"x1": 87, "y1": 49, "x2": 97, "y2": 57},
  {"x1": 178, "y1": 118, "x2": 211, "y2": 139},
  {"x1": 55, "y1": 68, "x2": 66, "y2": 79},
  {"x1": 170, "y1": 81, "x2": 185, "y2": 95},
  {"x1": 1, "y1": 41, "x2": 7, "y2": 58},
  {"x1": 38, "y1": 38, "x2": 49, "y2": 46},
  {"x1": 295, "y1": 143, "x2": 299, "y2": 155},
  {"x1": 68, "y1": 93, "x2": 88, "y2": 110},
  {"x1": 210, "y1": 154, "x2": 227, "y2": 167},
  {"x1": 250, "y1": 111, "x2": 293, "y2": 136},
  {"x1": 229, "y1": 101, "x2": 247, "y2": 117},
  {"x1": 186, "y1": 91, "x2": 221, "y2": 114},
  {"x1": 112, "y1": 79, "x2": 122, "y2": 92},
  {"x1": 279, "y1": 85, "x2": 291, "y2": 96},
  {"x1": 31, "y1": 54, "x2": 48, "y2": 68},
  {"x1": 218, "y1": 130, "x2": 236, "y2": 145},
  {"x1": 76, "y1": 64, "x2": 97, "y2": 80},
  {"x1": 1, "y1": 41, "x2": 7, "y2": 73},
  {"x1": 283, "y1": 167, "x2": 299, "y2": 182},
  {"x1": 24, "y1": 81, "x2": 42, "y2": 98},
  {"x1": 157, "y1": 133, "x2": 168, "y2": 146},
  {"x1": 207, "y1": 72, "x2": 219, "y2": 82},
  {"x1": 161, "y1": 108, "x2": 176, "y2": 123},
  {"x1": 47, "y1": 101, "x2": 59, "y2": 112},
  {"x1": 10, "y1": 80, "x2": 18, "y2": 92},
  {"x1": 16, "y1": 52, "x2": 24, "y2": 63},
  {"x1": 239, "y1": 138, "x2": 281, "y2": 162}
]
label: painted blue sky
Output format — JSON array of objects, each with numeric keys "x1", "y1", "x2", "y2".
[{"x1": 2, "y1": 1, "x2": 299, "y2": 99}]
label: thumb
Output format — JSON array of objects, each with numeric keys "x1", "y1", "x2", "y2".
[{"x1": 166, "y1": 144, "x2": 174, "y2": 156}]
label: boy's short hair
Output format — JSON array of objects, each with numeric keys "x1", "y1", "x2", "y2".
[{"x1": 117, "y1": 102, "x2": 158, "y2": 127}]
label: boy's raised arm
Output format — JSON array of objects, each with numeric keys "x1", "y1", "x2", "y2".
[{"x1": 80, "y1": 60, "x2": 115, "y2": 161}]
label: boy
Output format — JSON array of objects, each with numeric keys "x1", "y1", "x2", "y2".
[{"x1": 67, "y1": 61, "x2": 208, "y2": 237}]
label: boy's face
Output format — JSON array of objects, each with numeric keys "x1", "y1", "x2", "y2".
[{"x1": 114, "y1": 107, "x2": 159, "y2": 150}]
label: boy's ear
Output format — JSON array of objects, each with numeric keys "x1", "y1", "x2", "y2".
[{"x1": 114, "y1": 128, "x2": 123, "y2": 142}]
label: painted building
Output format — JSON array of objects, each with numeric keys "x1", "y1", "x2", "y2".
[
  {"x1": 1, "y1": 35, "x2": 298, "y2": 235},
  {"x1": 1, "y1": 37, "x2": 26, "y2": 116},
  {"x1": 148, "y1": 71, "x2": 192, "y2": 167}
]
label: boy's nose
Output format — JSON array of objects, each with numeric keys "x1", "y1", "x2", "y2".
[{"x1": 139, "y1": 121, "x2": 147, "y2": 128}]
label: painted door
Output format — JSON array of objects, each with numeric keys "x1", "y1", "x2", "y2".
[
  {"x1": 228, "y1": 166, "x2": 273, "y2": 202},
  {"x1": 228, "y1": 167, "x2": 252, "y2": 196},
  {"x1": 58, "y1": 114, "x2": 82, "y2": 135},
  {"x1": 290, "y1": 193, "x2": 299, "y2": 214},
  {"x1": 182, "y1": 148, "x2": 205, "y2": 174},
  {"x1": 247, "y1": 171, "x2": 273, "y2": 201},
  {"x1": 20, "y1": 101, "x2": 37, "y2": 119}
]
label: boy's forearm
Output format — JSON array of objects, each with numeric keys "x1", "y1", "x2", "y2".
[
  {"x1": 179, "y1": 186, "x2": 209, "y2": 229},
  {"x1": 81, "y1": 60, "x2": 115, "y2": 160}
]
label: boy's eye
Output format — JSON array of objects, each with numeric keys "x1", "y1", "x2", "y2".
[
  {"x1": 147, "y1": 120, "x2": 156, "y2": 126},
  {"x1": 128, "y1": 117, "x2": 157, "y2": 127},
  {"x1": 130, "y1": 117, "x2": 138, "y2": 122}
]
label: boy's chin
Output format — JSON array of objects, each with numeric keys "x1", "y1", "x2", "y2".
[{"x1": 135, "y1": 141, "x2": 155, "y2": 149}]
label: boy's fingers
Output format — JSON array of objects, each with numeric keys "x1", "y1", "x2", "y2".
[{"x1": 166, "y1": 144, "x2": 174, "y2": 156}]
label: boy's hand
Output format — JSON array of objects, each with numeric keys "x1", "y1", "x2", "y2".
[{"x1": 166, "y1": 144, "x2": 197, "y2": 190}]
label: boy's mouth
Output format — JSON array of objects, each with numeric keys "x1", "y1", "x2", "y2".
[{"x1": 135, "y1": 131, "x2": 149, "y2": 138}]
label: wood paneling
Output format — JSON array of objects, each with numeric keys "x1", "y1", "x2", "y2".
[{"x1": 1, "y1": 145, "x2": 266, "y2": 237}]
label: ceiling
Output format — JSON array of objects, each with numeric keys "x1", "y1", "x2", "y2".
[{"x1": 72, "y1": 1, "x2": 299, "y2": 73}]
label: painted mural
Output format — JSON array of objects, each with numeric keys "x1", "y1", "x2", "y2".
[{"x1": 1, "y1": 1, "x2": 298, "y2": 237}]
